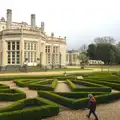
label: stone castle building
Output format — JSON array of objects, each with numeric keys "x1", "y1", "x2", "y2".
[
  {"x1": 0, "y1": 9, "x2": 66, "y2": 69},
  {"x1": 66, "y1": 50, "x2": 104, "y2": 66}
]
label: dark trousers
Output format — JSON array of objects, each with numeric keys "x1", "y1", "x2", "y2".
[{"x1": 88, "y1": 110, "x2": 98, "y2": 119}]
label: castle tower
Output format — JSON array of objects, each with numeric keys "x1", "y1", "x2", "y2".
[
  {"x1": 31, "y1": 14, "x2": 36, "y2": 29},
  {"x1": 6, "y1": 9, "x2": 12, "y2": 29}
]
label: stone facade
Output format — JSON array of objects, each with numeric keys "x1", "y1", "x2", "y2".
[
  {"x1": 66, "y1": 50, "x2": 104, "y2": 66},
  {"x1": 0, "y1": 9, "x2": 66, "y2": 69},
  {"x1": 66, "y1": 50, "x2": 80, "y2": 66}
]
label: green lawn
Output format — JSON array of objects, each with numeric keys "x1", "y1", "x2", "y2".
[
  {"x1": 87, "y1": 65, "x2": 120, "y2": 69},
  {"x1": 0, "y1": 67, "x2": 91, "y2": 73}
]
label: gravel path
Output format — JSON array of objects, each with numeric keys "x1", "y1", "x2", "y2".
[
  {"x1": 0, "y1": 81, "x2": 37, "y2": 98},
  {"x1": 42, "y1": 100, "x2": 120, "y2": 120},
  {"x1": 0, "y1": 68, "x2": 102, "y2": 76},
  {"x1": 54, "y1": 81, "x2": 71, "y2": 92}
]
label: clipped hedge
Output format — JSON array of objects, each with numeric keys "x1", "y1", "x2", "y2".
[
  {"x1": 66, "y1": 80, "x2": 111, "y2": 92},
  {"x1": 38, "y1": 91, "x2": 74, "y2": 108},
  {"x1": 0, "y1": 89, "x2": 26, "y2": 101},
  {"x1": 73, "y1": 87, "x2": 111, "y2": 92},
  {"x1": 71, "y1": 80, "x2": 104, "y2": 87},
  {"x1": 85, "y1": 75, "x2": 119, "y2": 80},
  {"x1": 0, "y1": 74, "x2": 64, "y2": 81},
  {"x1": 68, "y1": 71, "x2": 113, "y2": 77},
  {"x1": 0, "y1": 74, "x2": 76, "y2": 81},
  {"x1": 83, "y1": 79, "x2": 120, "y2": 91},
  {"x1": 0, "y1": 98, "x2": 59, "y2": 120},
  {"x1": 28, "y1": 79, "x2": 57, "y2": 91},
  {"x1": 15, "y1": 79, "x2": 54, "y2": 87},
  {"x1": 38, "y1": 91, "x2": 120, "y2": 109},
  {"x1": 73, "y1": 92, "x2": 120, "y2": 109},
  {"x1": 66, "y1": 79, "x2": 76, "y2": 90},
  {"x1": 0, "y1": 84, "x2": 9, "y2": 89},
  {"x1": 14, "y1": 79, "x2": 41, "y2": 87},
  {"x1": 54, "y1": 92, "x2": 109, "y2": 99}
]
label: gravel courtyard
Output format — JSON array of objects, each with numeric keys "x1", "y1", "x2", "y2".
[
  {"x1": 42, "y1": 100, "x2": 120, "y2": 120},
  {"x1": 0, "y1": 69, "x2": 119, "y2": 120}
]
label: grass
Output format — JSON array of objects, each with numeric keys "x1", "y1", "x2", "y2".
[
  {"x1": 0, "y1": 67, "x2": 91, "y2": 73},
  {"x1": 87, "y1": 65, "x2": 120, "y2": 69}
]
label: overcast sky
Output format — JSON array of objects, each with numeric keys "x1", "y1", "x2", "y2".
[{"x1": 0, "y1": 0, "x2": 120, "y2": 50}]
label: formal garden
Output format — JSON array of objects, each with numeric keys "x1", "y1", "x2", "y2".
[{"x1": 0, "y1": 71, "x2": 119, "y2": 120}]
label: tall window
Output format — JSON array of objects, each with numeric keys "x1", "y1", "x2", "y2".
[
  {"x1": 7, "y1": 41, "x2": 20, "y2": 64},
  {"x1": 24, "y1": 41, "x2": 37, "y2": 63},
  {"x1": 12, "y1": 42, "x2": 15, "y2": 50},
  {"x1": 8, "y1": 51, "x2": 10, "y2": 64},
  {"x1": 46, "y1": 46, "x2": 51, "y2": 64},
  {"x1": 52, "y1": 46, "x2": 59, "y2": 64},
  {"x1": 28, "y1": 52, "x2": 30, "y2": 62},
  {"x1": 34, "y1": 43, "x2": 36, "y2": 50},
  {"x1": 28, "y1": 43, "x2": 30, "y2": 50},
  {"x1": 31, "y1": 43, "x2": 33, "y2": 50},
  {"x1": 16, "y1": 51, "x2": 20, "y2": 64},
  {"x1": 16, "y1": 42, "x2": 19, "y2": 50},
  {"x1": 24, "y1": 42, "x2": 26, "y2": 50},
  {"x1": 12, "y1": 52, "x2": 15, "y2": 64},
  {"x1": 8, "y1": 42, "x2": 11, "y2": 50}
]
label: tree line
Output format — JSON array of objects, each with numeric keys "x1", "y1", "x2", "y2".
[{"x1": 79, "y1": 36, "x2": 120, "y2": 65}]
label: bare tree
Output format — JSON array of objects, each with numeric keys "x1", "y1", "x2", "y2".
[
  {"x1": 94, "y1": 36, "x2": 116, "y2": 44},
  {"x1": 79, "y1": 44, "x2": 88, "y2": 53},
  {"x1": 77, "y1": 53, "x2": 89, "y2": 69}
]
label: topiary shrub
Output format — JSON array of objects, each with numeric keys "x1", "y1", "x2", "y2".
[{"x1": 0, "y1": 98, "x2": 59, "y2": 120}]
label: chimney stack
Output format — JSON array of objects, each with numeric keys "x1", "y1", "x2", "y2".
[
  {"x1": 6, "y1": 9, "x2": 12, "y2": 29},
  {"x1": 41, "y1": 22, "x2": 44, "y2": 33},
  {"x1": 31, "y1": 14, "x2": 36, "y2": 29}
]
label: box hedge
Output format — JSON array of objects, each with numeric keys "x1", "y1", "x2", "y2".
[
  {"x1": 0, "y1": 84, "x2": 9, "y2": 89},
  {"x1": 53, "y1": 92, "x2": 109, "y2": 99},
  {"x1": 15, "y1": 79, "x2": 54, "y2": 87},
  {"x1": 38, "y1": 91, "x2": 74, "y2": 108},
  {"x1": 0, "y1": 89, "x2": 26, "y2": 101},
  {"x1": 0, "y1": 98, "x2": 59, "y2": 120},
  {"x1": 0, "y1": 74, "x2": 76, "y2": 81},
  {"x1": 71, "y1": 80, "x2": 104, "y2": 87},
  {"x1": 38, "y1": 91, "x2": 120, "y2": 109},
  {"x1": 66, "y1": 80, "x2": 111, "y2": 92},
  {"x1": 28, "y1": 79, "x2": 57, "y2": 91},
  {"x1": 84, "y1": 79, "x2": 120, "y2": 90},
  {"x1": 73, "y1": 92, "x2": 120, "y2": 109}
]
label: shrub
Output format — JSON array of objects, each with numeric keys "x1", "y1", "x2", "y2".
[
  {"x1": 84, "y1": 79, "x2": 120, "y2": 90},
  {"x1": 74, "y1": 92, "x2": 120, "y2": 109},
  {"x1": 71, "y1": 80, "x2": 104, "y2": 87},
  {"x1": 0, "y1": 98, "x2": 59, "y2": 120},
  {"x1": 51, "y1": 79, "x2": 57, "y2": 89},
  {"x1": 38, "y1": 91, "x2": 74, "y2": 108},
  {"x1": 15, "y1": 79, "x2": 54, "y2": 88},
  {"x1": 73, "y1": 87, "x2": 111, "y2": 92},
  {"x1": 85, "y1": 75, "x2": 119, "y2": 80},
  {"x1": 0, "y1": 84, "x2": 9, "y2": 89},
  {"x1": 28, "y1": 79, "x2": 57, "y2": 91},
  {"x1": 66, "y1": 80, "x2": 111, "y2": 92},
  {"x1": 38, "y1": 91, "x2": 120, "y2": 109},
  {"x1": 0, "y1": 89, "x2": 26, "y2": 101},
  {"x1": 0, "y1": 74, "x2": 63, "y2": 81},
  {"x1": 66, "y1": 79, "x2": 76, "y2": 90},
  {"x1": 54, "y1": 92, "x2": 109, "y2": 99}
]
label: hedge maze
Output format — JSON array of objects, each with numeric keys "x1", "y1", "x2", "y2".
[
  {"x1": 0, "y1": 84, "x2": 26, "y2": 101},
  {"x1": 0, "y1": 71, "x2": 120, "y2": 120}
]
